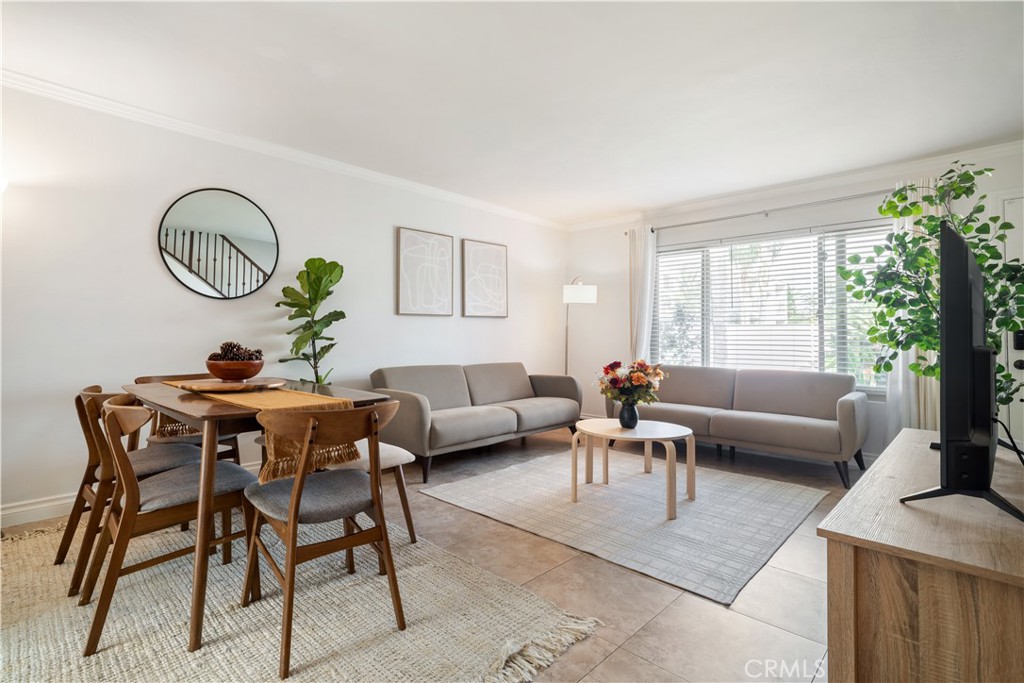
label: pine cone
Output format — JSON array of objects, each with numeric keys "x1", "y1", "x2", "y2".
[{"x1": 212, "y1": 341, "x2": 263, "y2": 361}]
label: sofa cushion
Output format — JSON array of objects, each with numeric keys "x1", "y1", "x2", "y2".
[
  {"x1": 631, "y1": 402, "x2": 722, "y2": 437},
  {"x1": 429, "y1": 406, "x2": 517, "y2": 449},
  {"x1": 656, "y1": 366, "x2": 737, "y2": 409},
  {"x1": 491, "y1": 397, "x2": 579, "y2": 432},
  {"x1": 463, "y1": 362, "x2": 536, "y2": 406},
  {"x1": 710, "y1": 410, "x2": 841, "y2": 454},
  {"x1": 370, "y1": 365, "x2": 471, "y2": 411},
  {"x1": 732, "y1": 370, "x2": 855, "y2": 421}
]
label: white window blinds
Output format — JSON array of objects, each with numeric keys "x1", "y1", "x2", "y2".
[{"x1": 651, "y1": 225, "x2": 891, "y2": 389}]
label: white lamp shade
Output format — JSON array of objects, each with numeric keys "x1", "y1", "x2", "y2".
[{"x1": 562, "y1": 283, "x2": 598, "y2": 304}]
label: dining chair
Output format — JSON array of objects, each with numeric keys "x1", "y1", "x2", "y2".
[
  {"x1": 333, "y1": 440, "x2": 418, "y2": 543},
  {"x1": 80, "y1": 394, "x2": 257, "y2": 657},
  {"x1": 255, "y1": 434, "x2": 419, "y2": 543},
  {"x1": 54, "y1": 386, "x2": 205, "y2": 597},
  {"x1": 240, "y1": 400, "x2": 404, "y2": 679},
  {"x1": 133, "y1": 373, "x2": 243, "y2": 464}
]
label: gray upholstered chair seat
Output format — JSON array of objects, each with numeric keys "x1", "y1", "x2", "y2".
[
  {"x1": 710, "y1": 410, "x2": 841, "y2": 454},
  {"x1": 129, "y1": 443, "x2": 203, "y2": 479},
  {"x1": 332, "y1": 440, "x2": 415, "y2": 471},
  {"x1": 490, "y1": 397, "x2": 580, "y2": 432},
  {"x1": 429, "y1": 406, "x2": 517, "y2": 449},
  {"x1": 244, "y1": 469, "x2": 374, "y2": 524},
  {"x1": 137, "y1": 461, "x2": 256, "y2": 512}
]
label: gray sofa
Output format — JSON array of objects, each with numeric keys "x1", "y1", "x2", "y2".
[
  {"x1": 606, "y1": 366, "x2": 868, "y2": 487},
  {"x1": 370, "y1": 362, "x2": 582, "y2": 481}
]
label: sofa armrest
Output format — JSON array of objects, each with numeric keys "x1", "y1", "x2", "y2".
[
  {"x1": 837, "y1": 390, "x2": 868, "y2": 459},
  {"x1": 372, "y1": 388, "x2": 431, "y2": 457},
  {"x1": 530, "y1": 374, "x2": 583, "y2": 409},
  {"x1": 604, "y1": 397, "x2": 615, "y2": 418}
]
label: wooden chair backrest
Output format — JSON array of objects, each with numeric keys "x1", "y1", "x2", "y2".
[
  {"x1": 101, "y1": 394, "x2": 155, "y2": 511},
  {"x1": 256, "y1": 400, "x2": 399, "y2": 448},
  {"x1": 256, "y1": 400, "x2": 400, "y2": 521},
  {"x1": 78, "y1": 386, "x2": 127, "y2": 480}
]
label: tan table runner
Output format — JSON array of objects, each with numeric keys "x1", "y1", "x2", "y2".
[
  {"x1": 163, "y1": 380, "x2": 360, "y2": 481},
  {"x1": 163, "y1": 380, "x2": 353, "y2": 410}
]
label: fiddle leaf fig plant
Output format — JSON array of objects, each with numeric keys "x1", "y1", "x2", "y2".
[
  {"x1": 838, "y1": 162, "x2": 1023, "y2": 406},
  {"x1": 275, "y1": 257, "x2": 346, "y2": 384}
]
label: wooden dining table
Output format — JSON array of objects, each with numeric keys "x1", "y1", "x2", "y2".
[{"x1": 123, "y1": 379, "x2": 389, "y2": 652}]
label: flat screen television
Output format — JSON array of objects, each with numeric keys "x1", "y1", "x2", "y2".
[{"x1": 900, "y1": 221, "x2": 1023, "y2": 521}]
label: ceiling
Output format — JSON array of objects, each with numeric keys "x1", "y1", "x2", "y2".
[{"x1": 4, "y1": 2, "x2": 1022, "y2": 226}]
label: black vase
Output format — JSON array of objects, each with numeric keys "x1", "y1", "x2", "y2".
[{"x1": 619, "y1": 403, "x2": 639, "y2": 429}]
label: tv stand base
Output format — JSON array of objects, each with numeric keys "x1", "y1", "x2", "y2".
[{"x1": 901, "y1": 485, "x2": 1024, "y2": 522}]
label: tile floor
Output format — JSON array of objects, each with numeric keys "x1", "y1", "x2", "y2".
[{"x1": 5, "y1": 430, "x2": 867, "y2": 682}]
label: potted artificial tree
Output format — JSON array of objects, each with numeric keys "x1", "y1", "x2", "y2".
[
  {"x1": 839, "y1": 162, "x2": 1022, "y2": 408},
  {"x1": 275, "y1": 257, "x2": 346, "y2": 384}
]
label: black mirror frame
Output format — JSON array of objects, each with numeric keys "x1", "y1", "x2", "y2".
[{"x1": 157, "y1": 187, "x2": 279, "y2": 300}]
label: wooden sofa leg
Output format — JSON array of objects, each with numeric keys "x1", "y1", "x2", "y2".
[
  {"x1": 853, "y1": 449, "x2": 866, "y2": 471},
  {"x1": 568, "y1": 425, "x2": 576, "y2": 435},
  {"x1": 418, "y1": 456, "x2": 432, "y2": 484},
  {"x1": 716, "y1": 444, "x2": 723, "y2": 458},
  {"x1": 729, "y1": 446, "x2": 736, "y2": 460},
  {"x1": 834, "y1": 461, "x2": 851, "y2": 489}
]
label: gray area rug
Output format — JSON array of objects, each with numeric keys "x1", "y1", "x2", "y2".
[
  {"x1": 423, "y1": 450, "x2": 827, "y2": 604},
  {"x1": 1, "y1": 517, "x2": 596, "y2": 682}
]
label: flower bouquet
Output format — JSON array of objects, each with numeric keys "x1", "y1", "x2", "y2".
[{"x1": 597, "y1": 360, "x2": 666, "y2": 428}]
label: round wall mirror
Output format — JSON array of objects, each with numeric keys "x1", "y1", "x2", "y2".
[{"x1": 158, "y1": 188, "x2": 279, "y2": 299}]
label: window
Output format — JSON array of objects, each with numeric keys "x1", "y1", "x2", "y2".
[{"x1": 651, "y1": 225, "x2": 891, "y2": 389}]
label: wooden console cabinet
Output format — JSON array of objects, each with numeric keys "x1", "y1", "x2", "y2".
[{"x1": 818, "y1": 428, "x2": 1024, "y2": 682}]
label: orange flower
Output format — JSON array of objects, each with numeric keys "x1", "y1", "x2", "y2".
[{"x1": 630, "y1": 372, "x2": 648, "y2": 385}]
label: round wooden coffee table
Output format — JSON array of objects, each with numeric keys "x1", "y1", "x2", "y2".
[{"x1": 571, "y1": 418, "x2": 695, "y2": 520}]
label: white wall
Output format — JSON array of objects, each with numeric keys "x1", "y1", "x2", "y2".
[
  {"x1": 1, "y1": 89, "x2": 569, "y2": 525},
  {"x1": 565, "y1": 220, "x2": 636, "y2": 417},
  {"x1": 569, "y1": 142, "x2": 1024, "y2": 454}
]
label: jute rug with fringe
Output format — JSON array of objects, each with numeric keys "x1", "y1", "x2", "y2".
[
  {"x1": 423, "y1": 450, "x2": 827, "y2": 605},
  {"x1": 1, "y1": 517, "x2": 596, "y2": 682}
]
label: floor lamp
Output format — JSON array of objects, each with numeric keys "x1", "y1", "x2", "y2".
[{"x1": 563, "y1": 277, "x2": 598, "y2": 374}]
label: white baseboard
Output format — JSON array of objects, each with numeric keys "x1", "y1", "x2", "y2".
[
  {"x1": 0, "y1": 493, "x2": 78, "y2": 528},
  {"x1": 1, "y1": 461, "x2": 262, "y2": 529}
]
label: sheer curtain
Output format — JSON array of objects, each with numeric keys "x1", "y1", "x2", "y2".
[
  {"x1": 885, "y1": 178, "x2": 941, "y2": 444},
  {"x1": 628, "y1": 225, "x2": 656, "y2": 360}
]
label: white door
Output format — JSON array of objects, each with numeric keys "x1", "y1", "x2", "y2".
[{"x1": 998, "y1": 196, "x2": 1024, "y2": 441}]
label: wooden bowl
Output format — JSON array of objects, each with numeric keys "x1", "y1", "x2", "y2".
[{"x1": 205, "y1": 359, "x2": 264, "y2": 381}]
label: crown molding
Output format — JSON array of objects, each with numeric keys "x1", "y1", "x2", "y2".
[
  {"x1": 1, "y1": 70, "x2": 566, "y2": 231},
  {"x1": 644, "y1": 139, "x2": 1024, "y2": 222},
  {"x1": 566, "y1": 212, "x2": 645, "y2": 233}
]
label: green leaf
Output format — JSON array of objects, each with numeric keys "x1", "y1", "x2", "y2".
[
  {"x1": 278, "y1": 286, "x2": 309, "y2": 307},
  {"x1": 315, "y1": 342, "x2": 337, "y2": 361}
]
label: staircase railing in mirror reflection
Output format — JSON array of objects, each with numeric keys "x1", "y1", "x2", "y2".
[{"x1": 160, "y1": 228, "x2": 270, "y2": 298}]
